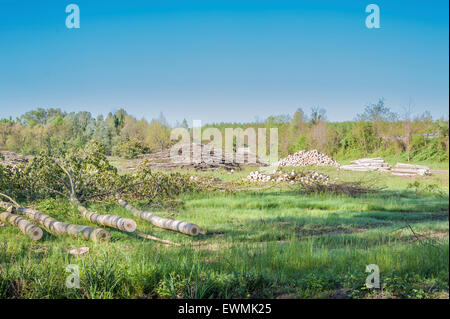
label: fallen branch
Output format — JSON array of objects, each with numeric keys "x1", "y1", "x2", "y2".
[
  {"x1": 0, "y1": 211, "x2": 43, "y2": 241},
  {"x1": 50, "y1": 157, "x2": 138, "y2": 233},
  {"x1": 0, "y1": 200, "x2": 110, "y2": 242},
  {"x1": 0, "y1": 192, "x2": 19, "y2": 206},
  {"x1": 118, "y1": 199, "x2": 200, "y2": 236},
  {"x1": 135, "y1": 230, "x2": 181, "y2": 246}
]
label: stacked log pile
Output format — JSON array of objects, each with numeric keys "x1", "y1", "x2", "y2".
[
  {"x1": 247, "y1": 170, "x2": 330, "y2": 184},
  {"x1": 339, "y1": 158, "x2": 391, "y2": 172},
  {"x1": 140, "y1": 143, "x2": 268, "y2": 171},
  {"x1": 391, "y1": 163, "x2": 431, "y2": 177},
  {"x1": 0, "y1": 151, "x2": 30, "y2": 166},
  {"x1": 273, "y1": 150, "x2": 339, "y2": 167}
]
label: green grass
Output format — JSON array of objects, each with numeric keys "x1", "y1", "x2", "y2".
[{"x1": 0, "y1": 169, "x2": 448, "y2": 299}]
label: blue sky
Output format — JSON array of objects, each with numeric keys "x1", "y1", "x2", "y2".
[{"x1": 0, "y1": 0, "x2": 448, "y2": 124}]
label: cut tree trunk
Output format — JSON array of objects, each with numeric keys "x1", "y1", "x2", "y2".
[
  {"x1": 0, "y1": 211, "x2": 43, "y2": 241},
  {"x1": 339, "y1": 157, "x2": 392, "y2": 172},
  {"x1": 0, "y1": 201, "x2": 110, "y2": 242},
  {"x1": 72, "y1": 198, "x2": 137, "y2": 233},
  {"x1": 391, "y1": 163, "x2": 431, "y2": 176},
  {"x1": 118, "y1": 199, "x2": 200, "y2": 236}
]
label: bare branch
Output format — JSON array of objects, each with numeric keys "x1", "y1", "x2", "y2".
[{"x1": 0, "y1": 192, "x2": 19, "y2": 206}]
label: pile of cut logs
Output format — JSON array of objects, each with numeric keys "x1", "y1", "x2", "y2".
[
  {"x1": 339, "y1": 158, "x2": 391, "y2": 172},
  {"x1": 391, "y1": 163, "x2": 431, "y2": 177},
  {"x1": 247, "y1": 170, "x2": 330, "y2": 184},
  {"x1": 140, "y1": 143, "x2": 268, "y2": 171},
  {"x1": 273, "y1": 150, "x2": 339, "y2": 167},
  {"x1": 0, "y1": 151, "x2": 30, "y2": 167}
]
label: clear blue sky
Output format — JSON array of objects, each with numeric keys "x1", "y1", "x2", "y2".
[{"x1": 0, "y1": 0, "x2": 448, "y2": 124}]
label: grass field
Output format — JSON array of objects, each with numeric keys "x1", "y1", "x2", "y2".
[{"x1": 0, "y1": 165, "x2": 448, "y2": 299}]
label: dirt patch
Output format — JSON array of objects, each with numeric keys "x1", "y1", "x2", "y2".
[
  {"x1": 295, "y1": 225, "x2": 368, "y2": 236},
  {"x1": 392, "y1": 229, "x2": 449, "y2": 244}
]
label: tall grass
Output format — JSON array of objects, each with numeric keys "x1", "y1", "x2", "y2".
[{"x1": 0, "y1": 174, "x2": 448, "y2": 299}]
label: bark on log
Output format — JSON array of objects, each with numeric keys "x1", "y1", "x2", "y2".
[
  {"x1": 72, "y1": 198, "x2": 137, "y2": 233},
  {"x1": 135, "y1": 230, "x2": 181, "y2": 246},
  {"x1": 0, "y1": 201, "x2": 110, "y2": 242},
  {"x1": 118, "y1": 199, "x2": 200, "y2": 236},
  {"x1": 0, "y1": 211, "x2": 43, "y2": 241}
]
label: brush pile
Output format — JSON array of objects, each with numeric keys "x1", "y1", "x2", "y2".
[
  {"x1": 339, "y1": 157, "x2": 391, "y2": 172},
  {"x1": 247, "y1": 170, "x2": 330, "y2": 184},
  {"x1": 273, "y1": 150, "x2": 339, "y2": 168}
]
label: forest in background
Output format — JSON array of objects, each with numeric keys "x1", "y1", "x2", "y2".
[{"x1": 0, "y1": 98, "x2": 448, "y2": 162}]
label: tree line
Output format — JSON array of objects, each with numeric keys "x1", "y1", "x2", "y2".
[{"x1": 0, "y1": 99, "x2": 448, "y2": 162}]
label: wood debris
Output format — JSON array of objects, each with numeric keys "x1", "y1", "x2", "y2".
[
  {"x1": 139, "y1": 143, "x2": 268, "y2": 171},
  {"x1": 273, "y1": 150, "x2": 339, "y2": 167},
  {"x1": 0, "y1": 150, "x2": 31, "y2": 167},
  {"x1": 340, "y1": 157, "x2": 391, "y2": 172},
  {"x1": 391, "y1": 163, "x2": 431, "y2": 177},
  {"x1": 69, "y1": 246, "x2": 90, "y2": 257}
]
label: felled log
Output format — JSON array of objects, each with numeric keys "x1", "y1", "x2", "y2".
[
  {"x1": 391, "y1": 163, "x2": 431, "y2": 176},
  {"x1": 350, "y1": 157, "x2": 384, "y2": 164},
  {"x1": 395, "y1": 163, "x2": 430, "y2": 170},
  {"x1": 340, "y1": 157, "x2": 392, "y2": 172},
  {"x1": 391, "y1": 172, "x2": 417, "y2": 177},
  {"x1": 0, "y1": 211, "x2": 43, "y2": 241},
  {"x1": 0, "y1": 201, "x2": 110, "y2": 242},
  {"x1": 72, "y1": 198, "x2": 137, "y2": 233},
  {"x1": 392, "y1": 169, "x2": 429, "y2": 175},
  {"x1": 340, "y1": 165, "x2": 379, "y2": 172},
  {"x1": 118, "y1": 199, "x2": 200, "y2": 236}
]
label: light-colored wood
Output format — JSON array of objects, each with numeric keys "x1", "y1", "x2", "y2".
[
  {"x1": 339, "y1": 157, "x2": 392, "y2": 172},
  {"x1": 0, "y1": 201, "x2": 110, "y2": 242},
  {"x1": 391, "y1": 172, "x2": 416, "y2": 177},
  {"x1": 135, "y1": 230, "x2": 181, "y2": 246},
  {"x1": 395, "y1": 163, "x2": 430, "y2": 170},
  {"x1": 340, "y1": 165, "x2": 379, "y2": 171},
  {"x1": 392, "y1": 163, "x2": 430, "y2": 176},
  {"x1": 0, "y1": 211, "x2": 43, "y2": 240},
  {"x1": 72, "y1": 199, "x2": 137, "y2": 233},
  {"x1": 69, "y1": 247, "x2": 90, "y2": 256},
  {"x1": 119, "y1": 199, "x2": 200, "y2": 236}
]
